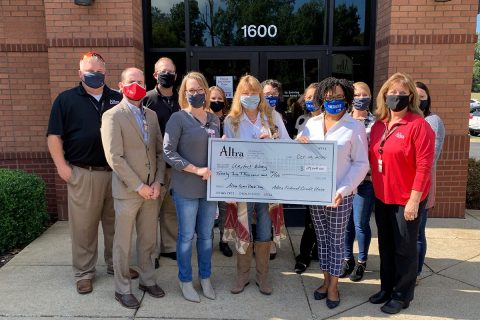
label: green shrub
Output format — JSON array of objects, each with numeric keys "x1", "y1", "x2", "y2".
[
  {"x1": 466, "y1": 158, "x2": 480, "y2": 210},
  {"x1": 0, "y1": 169, "x2": 49, "y2": 253}
]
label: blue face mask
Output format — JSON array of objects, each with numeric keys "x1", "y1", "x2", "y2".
[
  {"x1": 324, "y1": 99, "x2": 347, "y2": 115},
  {"x1": 240, "y1": 95, "x2": 260, "y2": 109},
  {"x1": 352, "y1": 97, "x2": 371, "y2": 111},
  {"x1": 83, "y1": 72, "x2": 105, "y2": 89},
  {"x1": 186, "y1": 93, "x2": 205, "y2": 108},
  {"x1": 305, "y1": 100, "x2": 320, "y2": 113},
  {"x1": 265, "y1": 96, "x2": 280, "y2": 108}
]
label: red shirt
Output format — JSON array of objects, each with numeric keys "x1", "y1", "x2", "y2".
[{"x1": 369, "y1": 112, "x2": 435, "y2": 205}]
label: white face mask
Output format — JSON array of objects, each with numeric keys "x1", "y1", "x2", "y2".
[{"x1": 240, "y1": 95, "x2": 260, "y2": 109}]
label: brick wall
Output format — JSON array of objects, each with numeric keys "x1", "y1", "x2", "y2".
[
  {"x1": 0, "y1": 0, "x2": 57, "y2": 216},
  {"x1": 374, "y1": 0, "x2": 477, "y2": 217},
  {"x1": 1, "y1": 0, "x2": 145, "y2": 220},
  {"x1": 2, "y1": 0, "x2": 477, "y2": 219}
]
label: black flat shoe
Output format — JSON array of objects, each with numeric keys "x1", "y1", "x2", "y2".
[
  {"x1": 326, "y1": 292, "x2": 340, "y2": 309},
  {"x1": 349, "y1": 262, "x2": 366, "y2": 282},
  {"x1": 339, "y1": 258, "x2": 355, "y2": 278},
  {"x1": 381, "y1": 299, "x2": 410, "y2": 314},
  {"x1": 159, "y1": 252, "x2": 177, "y2": 260},
  {"x1": 369, "y1": 290, "x2": 391, "y2": 304},
  {"x1": 219, "y1": 242, "x2": 233, "y2": 257},
  {"x1": 313, "y1": 287, "x2": 327, "y2": 300},
  {"x1": 295, "y1": 261, "x2": 308, "y2": 274}
]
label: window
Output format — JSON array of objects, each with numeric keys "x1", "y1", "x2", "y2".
[
  {"x1": 188, "y1": 0, "x2": 327, "y2": 47},
  {"x1": 333, "y1": 0, "x2": 371, "y2": 46},
  {"x1": 150, "y1": 0, "x2": 186, "y2": 48}
]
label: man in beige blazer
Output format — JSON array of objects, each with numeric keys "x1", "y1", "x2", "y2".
[{"x1": 101, "y1": 67, "x2": 166, "y2": 309}]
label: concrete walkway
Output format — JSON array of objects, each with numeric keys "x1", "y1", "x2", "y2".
[{"x1": 0, "y1": 210, "x2": 479, "y2": 320}]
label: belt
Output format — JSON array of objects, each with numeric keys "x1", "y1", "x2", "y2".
[{"x1": 72, "y1": 163, "x2": 112, "y2": 171}]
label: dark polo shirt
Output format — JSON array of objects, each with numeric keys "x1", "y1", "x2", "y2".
[
  {"x1": 142, "y1": 86, "x2": 180, "y2": 137},
  {"x1": 47, "y1": 83, "x2": 122, "y2": 166}
]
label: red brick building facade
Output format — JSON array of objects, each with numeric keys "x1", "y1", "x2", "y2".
[{"x1": 0, "y1": 0, "x2": 476, "y2": 219}]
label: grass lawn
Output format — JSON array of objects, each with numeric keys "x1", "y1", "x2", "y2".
[{"x1": 471, "y1": 92, "x2": 480, "y2": 100}]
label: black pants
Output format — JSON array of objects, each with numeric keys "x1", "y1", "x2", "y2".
[
  {"x1": 298, "y1": 206, "x2": 318, "y2": 262},
  {"x1": 375, "y1": 198, "x2": 426, "y2": 303}
]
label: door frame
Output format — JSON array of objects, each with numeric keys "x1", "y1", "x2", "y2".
[
  {"x1": 259, "y1": 50, "x2": 330, "y2": 84},
  {"x1": 190, "y1": 51, "x2": 259, "y2": 77}
]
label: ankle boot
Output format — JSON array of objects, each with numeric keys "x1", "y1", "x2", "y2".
[
  {"x1": 231, "y1": 243, "x2": 253, "y2": 294},
  {"x1": 254, "y1": 241, "x2": 272, "y2": 295}
]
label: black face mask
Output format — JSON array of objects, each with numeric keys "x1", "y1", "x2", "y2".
[
  {"x1": 210, "y1": 101, "x2": 225, "y2": 112},
  {"x1": 419, "y1": 100, "x2": 428, "y2": 111},
  {"x1": 157, "y1": 73, "x2": 175, "y2": 88},
  {"x1": 386, "y1": 95, "x2": 410, "y2": 112}
]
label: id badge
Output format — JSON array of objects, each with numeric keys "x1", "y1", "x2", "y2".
[
  {"x1": 206, "y1": 128, "x2": 216, "y2": 138},
  {"x1": 378, "y1": 159, "x2": 383, "y2": 173}
]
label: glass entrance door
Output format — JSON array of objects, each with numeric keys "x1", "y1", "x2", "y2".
[
  {"x1": 260, "y1": 51, "x2": 328, "y2": 135},
  {"x1": 191, "y1": 52, "x2": 258, "y2": 99}
]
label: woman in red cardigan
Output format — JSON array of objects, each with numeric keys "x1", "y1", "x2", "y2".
[{"x1": 368, "y1": 72, "x2": 434, "y2": 314}]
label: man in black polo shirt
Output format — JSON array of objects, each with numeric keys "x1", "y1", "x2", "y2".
[
  {"x1": 47, "y1": 52, "x2": 138, "y2": 294},
  {"x1": 142, "y1": 57, "x2": 180, "y2": 262}
]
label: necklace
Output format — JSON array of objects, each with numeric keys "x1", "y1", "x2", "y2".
[{"x1": 191, "y1": 111, "x2": 207, "y2": 125}]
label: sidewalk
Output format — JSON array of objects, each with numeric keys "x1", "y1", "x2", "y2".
[{"x1": 0, "y1": 210, "x2": 479, "y2": 320}]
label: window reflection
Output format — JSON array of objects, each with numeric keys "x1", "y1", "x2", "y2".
[
  {"x1": 190, "y1": 0, "x2": 327, "y2": 47},
  {"x1": 333, "y1": 0, "x2": 370, "y2": 46},
  {"x1": 149, "y1": 0, "x2": 373, "y2": 48},
  {"x1": 151, "y1": 0, "x2": 186, "y2": 48}
]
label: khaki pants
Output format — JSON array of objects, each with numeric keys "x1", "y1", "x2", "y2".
[
  {"x1": 113, "y1": 197, "x2": 159, "y2": 294},
  {"x1": 157, "y1": 168, "x2": 178, "y2": 254},
  {"x1": 67, "y1": 166, "x2": 115, "y2": 282}
]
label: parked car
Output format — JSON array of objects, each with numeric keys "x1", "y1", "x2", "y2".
[
  {"x1": 470, "y1": 106, "x2": 480, "y2": 136},
  {"x1": 470, "y1": 99, "x2": 480, "y2": 109}
]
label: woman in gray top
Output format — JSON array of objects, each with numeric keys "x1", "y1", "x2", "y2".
[
  {"x1": 163, "y1": 72, "x2": 220, "y2": 303},
  {"x1": 415, "y1": 81, "x2": 445, "y2": 283}
]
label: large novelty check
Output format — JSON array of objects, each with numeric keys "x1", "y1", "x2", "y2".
[{"x1": 207, "y1": 139, "x2": 337, "y2": 205}]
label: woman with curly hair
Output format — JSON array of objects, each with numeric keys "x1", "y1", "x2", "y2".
[{"x1": 296, "y1": 77, "x2": 369, "y2": 309}]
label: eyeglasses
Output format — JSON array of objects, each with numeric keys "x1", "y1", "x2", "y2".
[
  {"x1": 186, "y1": 89, "x2": 205, "y2": 95},
  {"x1": 81, "y1": 51, "x2": 105, "y2": 63}
]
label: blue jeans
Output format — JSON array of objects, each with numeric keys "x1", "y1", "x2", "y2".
[
  {"x1": 417, "y1": 206, "x2": 428, "y2": 275},
  {"x1": 172, "y1": 190, "x2": 217, "y2": 282},
  {"x1": 247, "y1": 202, "x2": 272, "y2": 241},
  {"x1": 345, "y1": 181, "x2": 374, "y2": 262}
]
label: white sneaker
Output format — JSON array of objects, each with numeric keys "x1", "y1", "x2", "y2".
[
  {"x1": 200, "y1": 278, "x2": 216, "y2": 300},
  {"x1": 179, "y1": 281, "x2": 200, "y2": 303}
]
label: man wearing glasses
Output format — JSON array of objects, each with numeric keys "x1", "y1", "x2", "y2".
[
  {"x1": 47, "y1": 52, "x2": 138, "y2": 295},
  {"x1": 142, "y1": 57, "x2": 180, "y2": 263}
]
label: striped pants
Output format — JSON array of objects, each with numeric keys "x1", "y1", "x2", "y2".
[{"x1": 310, "y1": 194, "x2": 353, "y2": 277}]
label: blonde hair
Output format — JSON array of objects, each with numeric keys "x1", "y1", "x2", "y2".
[
  {"x1": 375, "y1": 72, "x2": 422, "y2": 121},
  {"x1": 353, "y1": 81, "x2": 371, "y2": 97},
  {"x1": 79, "y1": 56, "x2": 105, "y2": 69},
  {"x1": 178, "y1": 72, "x2": 210, "y2": 110},
  {"x1": 226, "y1": 75, "x2": 275, "y2": 134},
  {"x1": 154, "y1": 57, "x2": 175, "y2": 73},
  {"x1": 208, "y1": 86, "x2": 229, "y2": 113}
]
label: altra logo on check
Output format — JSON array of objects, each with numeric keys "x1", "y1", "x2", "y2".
[
  {"x1": 219, "y1": 146, "x2": 244, "y2": 157},
  {"x1": 395, "y1": 132, "x2": 405, "y2": 139}
]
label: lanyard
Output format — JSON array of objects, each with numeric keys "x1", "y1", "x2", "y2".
[
  {"x1": 377, "y1": 123, "x2": 400, "y2": 173},
  {"x1": 87, "y1": 96, "x2": 105, "y2": 115}
]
